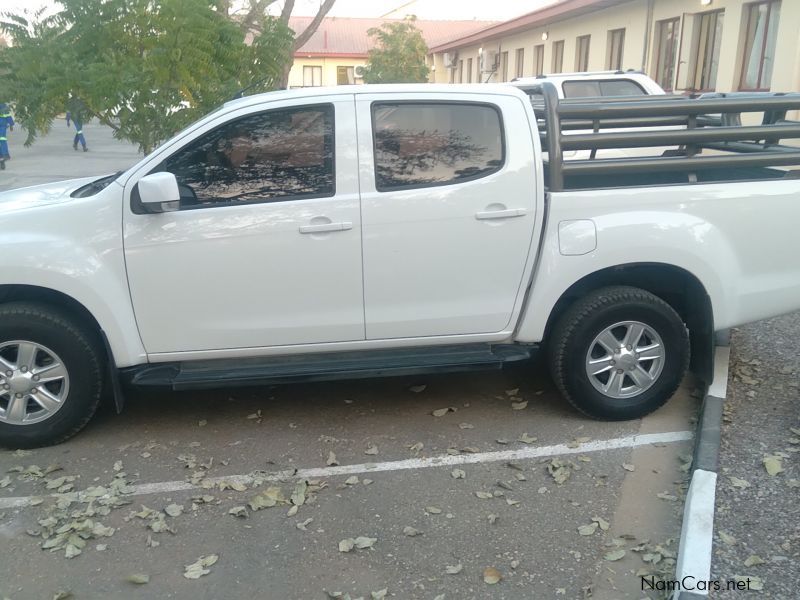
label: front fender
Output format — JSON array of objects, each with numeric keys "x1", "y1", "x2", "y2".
[{"x1": 0, "y1": 185, "x2": 146, "y2": 366}]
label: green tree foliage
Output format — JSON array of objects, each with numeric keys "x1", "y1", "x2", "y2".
[
  {"x1": 0, "y1": 0, "x2": 294, "y2": 153},
  {"x1": 362, "y1": 16, "x2": 430, "y2": 84}
]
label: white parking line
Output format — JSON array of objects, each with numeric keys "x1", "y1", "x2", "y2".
[{"x1": 0, "y1": 430, "x2": 692, "y2": 509}]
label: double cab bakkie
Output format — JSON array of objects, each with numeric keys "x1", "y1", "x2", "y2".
[{"x1": 1, "y1": 83, "x2": 799, "y2": 447}]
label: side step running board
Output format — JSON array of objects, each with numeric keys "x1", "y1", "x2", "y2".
[{"x1": 121, "y1": 343, "x2": 538, "y2": 390}]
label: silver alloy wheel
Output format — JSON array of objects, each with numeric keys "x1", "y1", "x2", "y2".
[
  {"x1": 0, "y1": 340, "x2": 70, "y2": 425},
  {"x1": 585, "y1": 321, "x2": 665, "y2": 399}
]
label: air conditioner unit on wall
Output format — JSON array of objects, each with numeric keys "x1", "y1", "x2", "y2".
[
  {"x1": 480, "y1": 49, "x2": 498, "y2": 73},
  {"x1": 354, "y1": 65, "x2": 365, "y2": 78},
  {"x1": 443, "y1": 52, "x2": 458, "y2": 69}
]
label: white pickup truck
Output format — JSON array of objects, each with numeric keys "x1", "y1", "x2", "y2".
[{"x1": 2, "y1": 83, "x2": 800, "y2": 447}]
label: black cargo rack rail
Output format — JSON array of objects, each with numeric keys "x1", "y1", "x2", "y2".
[{"x1": 527, "y1": 81, "x2": 800, "y2": 191}]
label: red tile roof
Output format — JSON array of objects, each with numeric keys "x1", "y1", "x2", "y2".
[
  {"x1": 429, "y1": 0, "x2": 636, "y2": 53},
  {"x1": 289, "y1": 17, "x2": 497, "y2": 58}
]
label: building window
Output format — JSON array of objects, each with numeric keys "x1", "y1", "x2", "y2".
[
  {"x1": 575, "y1": 35, "x2": 591, "y2": 71},
  {"x1": 467, "y1": 57, "x2": 473, "y2": 83},
  {"x1": 371, "y1": 102, "x2": 504, "y2": 191},
  {"x1": 552, "y1": 40, "x2": 564, "y2": 73},
  {"x1": 302, "y1": 65, "x2": 322, "y2": 87},
  {"x1": 607, "y1": 29, "x2": 625, "y2": 70},
  {"x1": 499, "y1": 51, "x2": 509, "y2": 82},
  {"x1": 533, "y1": 44, "x2": 544, "y2": 75},
  {"x1": 690, "y1": 10, "x2": 724, "y2": 92},
  {"x1": 515, "y1": 48, "x2": 525, "y2": 78},
  {"x1": 337, "y1": 66, "x2": 355, "y2": 85},
  {"x1": 739, "y1": 1, "x2": 781, "y2": 91},
  {"x1": 653, "y1": 18, "x2": 680, "y2": 91},
  {"x1": 458, "y1": 59, "x2": 463, "y2": 83}
]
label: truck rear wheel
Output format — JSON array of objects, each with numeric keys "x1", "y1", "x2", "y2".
[
  {"x1": 0, "y1": 302, "x2": 104, "y2": 448},
  {"x1": 547, "y1": 286, "x2": 689, "y2": 420}
]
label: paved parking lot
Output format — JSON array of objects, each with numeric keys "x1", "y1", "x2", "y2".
[
  {"x1": 0, "y1": 124, "x2": 700, "y2": 599},
  {"x1": 0, "y1": 363, "x2": 699, "y2": 600}
]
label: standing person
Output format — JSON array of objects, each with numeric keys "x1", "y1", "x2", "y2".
[
  {"x1": 0, "y1": 103, "x2": 13, "y2": 169},
  {"x1": 67, "y1": 111, "x2": 88, "y2": 152}
]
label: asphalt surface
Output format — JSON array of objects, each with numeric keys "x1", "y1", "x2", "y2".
[
  {"x1": 711, "y1": 312, "x2": 800, "y2": 598},
  {"x1": 0, "y1": 122, "x2": 701, "y2": 600}
]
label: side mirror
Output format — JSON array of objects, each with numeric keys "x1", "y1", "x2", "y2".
[{"x1": 138, "y1": 172, "x2": 180, "y2": 213}]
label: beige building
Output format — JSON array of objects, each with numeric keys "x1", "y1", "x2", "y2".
[
  {"x1": 428, "y1": 0, "x2": 800, "y2": 95},
  {"x1": 287, "y1": 17, "x2": 495, "y2": 88}
]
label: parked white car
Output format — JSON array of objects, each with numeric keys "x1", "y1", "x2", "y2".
[
  {"x1": 1, "y1": 83, "x2": 800, "y2": 447},
  {"x1": 511, "y1": 70, "x2": 666, "y2": 99}
]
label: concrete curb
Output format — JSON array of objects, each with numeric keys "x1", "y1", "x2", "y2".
[{"x1": 673, "y1": 338, "x2": 730, "y2": 599}]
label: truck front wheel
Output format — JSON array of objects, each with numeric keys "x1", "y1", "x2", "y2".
[
  {"x1": 0, "y1": 302, "x2": 104, "y2": 448},
  {"x1": 547, "y1": 286, "x2": 690, "y2": 420}
]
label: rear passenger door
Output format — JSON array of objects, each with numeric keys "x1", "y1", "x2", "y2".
[{"x1": 355, "y1": 93, "x2": 538, "y2": 340}]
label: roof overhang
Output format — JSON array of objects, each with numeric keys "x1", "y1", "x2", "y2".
[{"x1": 429, "y1": 0, "x2": 637, "y2": 53}]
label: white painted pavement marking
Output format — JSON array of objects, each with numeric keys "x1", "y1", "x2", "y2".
[
  {"x1": 674, "y1": 468, "x2": 718, "y2": 597},
  {"x1": 708, "y1": 345, "x2": 731, "y2": 399},
  {"x1": 0, "y1": 430, "x2": 692, "y2": 509}
]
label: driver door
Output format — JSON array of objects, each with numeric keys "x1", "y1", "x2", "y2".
[{"x1": 122, "y1": 97, "x2": 364, "y2": 354}]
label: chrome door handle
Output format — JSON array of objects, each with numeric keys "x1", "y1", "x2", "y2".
[
  {"x1": 475, "y1": 208, "x2": 527, "y2": 220},
  {"x1": 299, "y1": 221, "x2": 353, "y2": 234}
]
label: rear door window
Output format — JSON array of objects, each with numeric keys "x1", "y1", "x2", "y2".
[{"x1": 371, "y1": 102, "x2": 504, "y2": 191}]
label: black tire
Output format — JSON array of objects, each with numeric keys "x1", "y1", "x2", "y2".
[
  {"x1": 0, "y1": 302, "x2": 104, "y2": 448},
  {"x1": 547, "y1": 286, "x2": 689, "y2": 420}
]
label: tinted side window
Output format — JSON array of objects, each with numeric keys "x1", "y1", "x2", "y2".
[
  {"x1": 599, "y1": 80, "x2": 647, "y2": 96},
  {"x1": 562, "y1": 81, "x2": 601, "y2": 98},
  {"x1": 161, "y1": 104, "x2": 334, "y2": 208},
  {"x1": 372, "y1": 103, "x2": 504, "y2": 191},
  {"x1": 562, "y1": 79, "x2": 647, "y2": 98}
]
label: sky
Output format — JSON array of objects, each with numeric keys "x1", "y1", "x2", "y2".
[{"x1": 0, "y1": 0, "x2": 549, "y2": 21}]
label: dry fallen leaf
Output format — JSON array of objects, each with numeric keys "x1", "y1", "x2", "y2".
[
  {"x1": 483, "y1": 567, "x2": 502, "y2": 584},
  {"x1": 719, "y1": 531, "x2": 737, "y2": 546},
  {"x1": 183, "y1": 555, "x2": 218, "y2": 579},
  {"x1": 730, "y1": 476, "x2": 751, "y2": 489},
  {"x1": 744, "y1": 555, "x2": 765, "y2": 567},
  {"x1": 432, "y1": 407, "x2": 456, "y2": 417},
  {"x1": 409, "y1": 385, "x2": 427, "y2": 393},
  {"x1": 622, "y1": 463, "x2": 635, "y2": 472},
  {"x1": 345, "y1": 476, "x2": 360, "y2": 485},
  {"x1": 126, "y1": 574, "x2": 150, "y2": 585},
  {"x1": 763, "y1": 455, "x2": 784, "y2": 476},
  {"x1": 165, "y1": 504, "x2": 184, "y2": 518},
  {"x1": 228, "y1": 506, "x2": 247, "y2": 518},
  {"x1": 592, "y1": 516, "x2": 610, "y2": 531},
  {"x1": 511, "y1": 401, "x2": 528, "y2": 410},
  {"x1": 458, "y1": 422, "x2": 474, "y2": 430},
  {"x1": 326, "y1": 451, "x2": 339, "y2": 466},
  {"x1": 505, "y1": 388, "x2": 519, "y2": 396},
  {"x1": 445, "y1": 563, "x2": 463, "y2": 575},
  {"x1": 338, "y1": 538, "x2": 355, "y2": 553},
  {"x1": 451, "y1": 469, "x2": 465, "y2": 479},
  {"x1": 364, "y1": 445, "x2": 379, "y2": 456},
  {"x1": 604, "y1": 549, "x2": 626, "y2": 561},
  {"x1": 425, "y1": 506, "x2": 442, "y2": 514},
  {"x1": 475, "y1": 491, "x2": 493, "y2": 499},
  {"x1": 517, "y1": 433, "x2": 537, "y2": 444},
  {"x1": 403, "y1": 526, "x2": 421, "y2": 537},
  {"x1": 578, "y1": 523, "x2": 598, "y2": 536}
]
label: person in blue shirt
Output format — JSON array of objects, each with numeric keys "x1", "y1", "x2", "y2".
[
  {"x1": 0, "y1": 103, "x2": 14, "y2": 169},
  {"x1": 66, "y1": 110, "x2": 88, "y2": 152}
]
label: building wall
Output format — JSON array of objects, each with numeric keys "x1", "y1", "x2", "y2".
[
  {"x1": 288, "y1": 56, "x2": 366, "y2": 88},
  {"x1": 431, "y1": 0, "x2": 800, "y2": 95}
]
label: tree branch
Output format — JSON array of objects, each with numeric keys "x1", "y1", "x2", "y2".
[{"x1": 292, "y1": 0, "x2": 335, "y2": 51}]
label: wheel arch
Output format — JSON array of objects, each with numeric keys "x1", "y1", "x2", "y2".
[{"x1": 536, "y1": 263, "x2": 715, "y2": 384}]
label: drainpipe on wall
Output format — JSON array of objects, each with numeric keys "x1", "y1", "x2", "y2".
[{"x1": 641, "y1": 0, "x2": 655, "y2": 73}]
